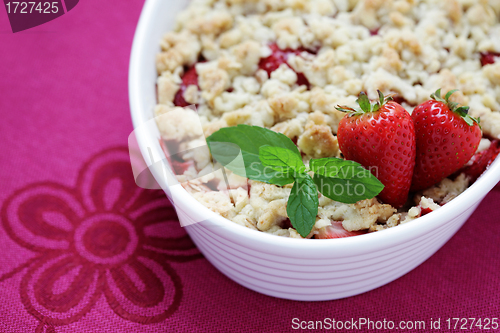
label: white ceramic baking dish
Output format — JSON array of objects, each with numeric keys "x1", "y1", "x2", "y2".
[{"x1": 128, "y1": 0, "x2": 500, "y2": 301}]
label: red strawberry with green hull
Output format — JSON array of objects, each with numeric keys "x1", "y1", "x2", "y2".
[
  {"x1": 336, "y1": 91, "x2": 416, "y2": 208},
  {"x1": 410, "y1": 89, "x2": 482, "y2": 191}
]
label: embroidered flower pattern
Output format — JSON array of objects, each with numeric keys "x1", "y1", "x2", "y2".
[{"x1": 0, "y1": 147, "x2": 202, "y2": 332}]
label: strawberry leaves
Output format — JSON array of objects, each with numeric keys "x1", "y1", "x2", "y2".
[
  {"x1": 357, "y1": 92, "x2": 372, "y2": 113},
  {"x1": 336, "y1": 90, "x2": 393, "y2": 116},
  {"x1": 206, "y1": 125, "x2": 384, "y2": 237},
  {"x1": 430, "y1": 89, "x2": 480, "y2": 127}
]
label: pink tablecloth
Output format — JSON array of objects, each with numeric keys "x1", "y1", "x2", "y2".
[{"x1": 1, "y1": 1, "x2": 499, "y2": 332}]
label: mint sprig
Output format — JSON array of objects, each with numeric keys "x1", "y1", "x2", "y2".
[{"x1": 206, "y1": 125, "x2": 384, "y2": 237}]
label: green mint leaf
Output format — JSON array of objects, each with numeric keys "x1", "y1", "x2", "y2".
[
  {"x1": 259, "y1": 146, "x2": 306, "y2": 185},
  {"x1": 312, "y1": 174, "x2": 383, "y2": 204},
  {"x1": 206, "y1": 125, "x2": 300, "y2": 185},
  {"x1": 287, "y1": 174, "x2": 319, "y2": 238},
  {"x1": 207, "y1": 141, "x2": 247, "y2": 175},
  {"x1": 310, "y1": 158, "x2": 364, "y2": 178},
  {"x1": 259, "y1": 146, "x2": 306, "y2": 173},
  {"x1": 267, "y1": 174, "x2": 296, "y2": 186},
  {"x1": 310, "y1": 158, "x2": 384, "y2": 204}
]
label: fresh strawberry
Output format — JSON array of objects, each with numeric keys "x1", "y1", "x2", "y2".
[
  {"x1": 336, "y1": 91, "x2": 416, "y2": 208},
  {"x1": 173, "y1": 66, "x2": 199, "y2": 107},
  {"x1": 455, "y1": 140, "x2": 500, "y2": 183},
  {"x1": 480, "y1": 51, "x2": 500, "y2": 66},
  {"x1": 315, "y1": 221, "x2": 366, "y2": 239},
  {"x1": 258, "y1": 43, "x2": 310, "y2": 87},
  {"x1": 410, "y1": 89, "x2": 482, "y2": 191}
]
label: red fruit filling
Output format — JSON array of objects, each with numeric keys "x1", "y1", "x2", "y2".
[
  {"x1": 160, "y1": 139, "x2": 194, "y2": 175},
  {"x1": 455, "y1": 140, "x2": 500, "y2": 183},
  {"x1": 174, "y1": 66, "x2": 199, "y2": 107},
  {"x1": 174, "y1": 44, "x2": 314, "y2": 107},
  {"x1": 258, "y1": 43, "x2": 311, "y2": 87},
  {"x1": 280, "y1": 218, "x2": 292, "y2": 229},
  {"x1": 480, "y1": 52, "x2": 500, "y2": 67},
  {"x1": 170, "y1": 158, "x2": 194, "y2": 175},
  {"x1": 420, "y1": 206, "x2": 433, "y2": 216},
  {"x1": 314, "y1": 221, "x2": 366, "y2": 239},
  {"x1": 369, "y1": 27, "x2": 380, "y2": 36}
]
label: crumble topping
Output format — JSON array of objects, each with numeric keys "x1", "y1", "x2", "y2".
[{"x1": 154, "y1": 0, "x2": 500, "y2": 238}]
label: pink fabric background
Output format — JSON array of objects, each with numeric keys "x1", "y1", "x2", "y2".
[{"x1": 1, "y1": 1, "x2": 499, "y2": 332}]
